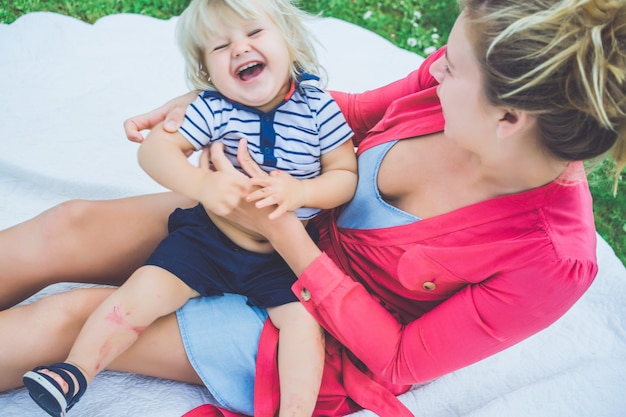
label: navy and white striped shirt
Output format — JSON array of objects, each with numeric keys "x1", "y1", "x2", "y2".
[{"x1": 179, "y1": 76, "x2": 354, "y2": 220}]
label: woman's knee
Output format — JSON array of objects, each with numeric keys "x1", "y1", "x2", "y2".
[
  {"x1": 1, "y1": 288, "x2": 113, "y2": 376},
  {"x1": 32, "y1": 287, "x2": 112, "y2": 327},
  {"x1": 0, "y1": 199, "x2": 105, "y2": 291},
  {"x1": 39, "y1": 199, "x2": 97, "y2": 240}
]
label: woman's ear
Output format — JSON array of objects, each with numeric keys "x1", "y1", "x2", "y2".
[{"x1": 496, "y1": 109, "x2": 533, "y2": 139}]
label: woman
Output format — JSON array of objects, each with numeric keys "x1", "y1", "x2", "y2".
[{"x1": 2, "y1": 0, "x2": 625, "y2": 416}]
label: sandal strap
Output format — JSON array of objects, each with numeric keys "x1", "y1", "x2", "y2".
[
  {"x1": 25, "y1": 367, "x2": 70, "y2": 411},
  {"x1": 30, "y1": 362, "x2": 87, "y2": 408},
  {"x1": 47, "y1": 363, "x2": 87, "y2": 408}
]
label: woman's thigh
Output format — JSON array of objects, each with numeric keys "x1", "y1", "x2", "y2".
[
  {"x1": 37, "y1": 192, "x2": 196, "y2": 283},
  {"x1": 176, "y1": 294, "x2": 268, "y2": 415},
  {"x1": 0, "y1": 287, "x2": 201, "y2": 391},
  {"x1": 0, "y1": 192, "x2": 195, "y2": 308},
  {"x1": 1, "y1": 289, "x2": 265, "y2": 411}
]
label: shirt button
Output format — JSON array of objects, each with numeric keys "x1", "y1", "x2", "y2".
[
  {"x1": 422, "y1": 281, "x2": 437, "y2": 291},
  {"x1": 300, "y1": 288, "x2": 311, "y2": 301}
]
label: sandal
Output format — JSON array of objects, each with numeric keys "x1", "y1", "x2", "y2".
[{"x1": 23, "y1": 362, "x2": 87, "y2": 417}]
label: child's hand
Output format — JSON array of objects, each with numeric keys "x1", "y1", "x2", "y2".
[{"x1": 247, "y1": 170, "x2": 308, "y2": 219}]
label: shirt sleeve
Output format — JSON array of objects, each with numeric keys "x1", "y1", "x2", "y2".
[
  {"x1": 330, "y1": 47, "x2": 445, "y2": 147},
  {"x1": 292, "y1": 252, "x2": 597, "y2": 385},
  {"x1": 178, "y1": 94, "x2": 216, "y2": 150},
  {"x1": 314, "y1": 92, "x2": 355, "y2": 154}
]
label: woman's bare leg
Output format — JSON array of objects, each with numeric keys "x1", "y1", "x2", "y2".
[
  {"x1": 0, "y1": 192, "x2": 195, "y2": 309},
  {"x1": 0, "y1": 287, "x2": 202, "y2": 392}
]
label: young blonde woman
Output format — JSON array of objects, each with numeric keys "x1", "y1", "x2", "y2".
[{"x1": 1, "y1": 0, "x2": 625, "y2": 416}]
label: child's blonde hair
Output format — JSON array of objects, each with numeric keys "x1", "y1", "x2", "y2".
[{"x1": 176, "y1": 0, "x2": 323, "y2": 91}]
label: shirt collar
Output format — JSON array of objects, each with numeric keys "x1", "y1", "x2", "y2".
[{"x1": 201, "y1": 72, "x2": 319, "y2": 114}]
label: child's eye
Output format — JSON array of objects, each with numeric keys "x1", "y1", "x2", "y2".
[
  {"x1": 444, "y1": 63, "x2": 452, "y2": 75},
  {"x1": 212, "y1": 43, "x2": 228, "y2": 52},
  {"x1": 248, "y1": 28, "x2": 263, "y2": 37}
]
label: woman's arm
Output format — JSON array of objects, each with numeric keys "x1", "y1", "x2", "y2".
[
  {"x1": 291, "y1": 254, "x2": 596, "y2": 385},
  {"x1": 330, "y1": 47, "x2": 445, "y2": 146},
  {"x1": 123, "y1": 91, "x2": 198, "y2": 143},
  {"x1": 231, "y1": 141, "x2": 597, "y2": 385}
]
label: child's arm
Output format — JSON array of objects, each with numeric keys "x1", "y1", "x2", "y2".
[
  {"x1": 138, "y1": 123, "x2": 249, "y2": 216},
  {"x1": 248, "y1": 139, "x2": 357, "y2": 219}
]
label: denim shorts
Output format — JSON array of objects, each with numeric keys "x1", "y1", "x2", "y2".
[{"x1": 176, "y1": 293, "x2": 268, "y2": 415}]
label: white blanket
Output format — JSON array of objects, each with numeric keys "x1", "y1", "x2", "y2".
[{"x1": 1, "y1": 12, "x2": 625, "y2": 417}]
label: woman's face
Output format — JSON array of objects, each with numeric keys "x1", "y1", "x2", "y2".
[{"x1": 429, "y1": 12, "x2": 500, "y2": 153}]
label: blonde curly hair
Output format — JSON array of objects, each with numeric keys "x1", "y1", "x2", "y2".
[{"x1": 176, "y1": 0, "x2": 323, "y2": 91}]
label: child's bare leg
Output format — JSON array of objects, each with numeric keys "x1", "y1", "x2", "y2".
[
  {"x1": 53, "y1": 266, "x2": 200, "y2": 391},
  {"x1": 0, "y1": 192, "x2": 194, "y2": 309},
  {"x1": 0, "y1": 287, "x2": 201, "y2": 392},
  {"x1": 267, "y1": 302, "x2": 325, "y2": 417}
]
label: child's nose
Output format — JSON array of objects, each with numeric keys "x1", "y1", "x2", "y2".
[{"x1": 232, "y1": 40, "x2": 251, "y2": 57}]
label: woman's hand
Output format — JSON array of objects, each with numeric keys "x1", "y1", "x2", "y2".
[
  {"x1": 209, "y1": 139, "x2": 322, "y2": 276},
  {"x1": 206, "y1": 140, "x2": 298, "y2": 236},
  {"x1": 123, "y1": 91, "x2": 197, "y2": 143},
  {"x1": 195, "y1": 143, "x2": 251, "y2": 217}
]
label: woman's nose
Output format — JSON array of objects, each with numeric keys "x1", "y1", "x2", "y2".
[{"x1": 429, "y1": 57, "x2": 444, "y2": 82}]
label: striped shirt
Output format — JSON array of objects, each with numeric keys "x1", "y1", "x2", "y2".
[{"x1": 179, "y1": 76, "x2": 354, "y2": 220}]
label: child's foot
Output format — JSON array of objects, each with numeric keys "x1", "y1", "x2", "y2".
[
  {"x1": 37, "y1": 368, "x2": 74, "y2": 395},
  {"x1": 23, "y1": 362, "x2": 87, "y2": 417}
]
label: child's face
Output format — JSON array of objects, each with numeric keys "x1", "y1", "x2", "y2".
[{"x1": 203, "y1": 7, "x2": 293, "y2": 112}]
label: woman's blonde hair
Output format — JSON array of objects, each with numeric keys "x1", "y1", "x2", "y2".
[
  {"x1": 460, "y1": 0, "x2": 626, "y2": 192},
  {"x1": 176, "y1": 0, "x2": 323, "y2": 91}
]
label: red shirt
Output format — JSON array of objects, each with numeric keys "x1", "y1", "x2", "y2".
[{"x1": 184, "y1": 48, "x2": 598, "y2": 417}]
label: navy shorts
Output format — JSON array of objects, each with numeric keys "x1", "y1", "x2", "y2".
[{"x1": 145, "y1": 203, "x2": 310, "y2": 309}]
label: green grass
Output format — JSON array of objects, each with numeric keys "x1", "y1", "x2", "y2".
[
  {"x1": 1, "y1": 0, "x2": 624, "y2": 266},
  {"x1": 0, "y1": 0, "x2": 188, "y2": 23}
]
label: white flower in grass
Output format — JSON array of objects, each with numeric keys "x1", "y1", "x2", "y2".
[
  {"x1": 431, "y1": 33, "x2": 440, "y2": 40},
  {"x1": 424, "y1": 46, "x2": 437, "y2": 55},
  {"x1": 363, "y1": 10, "x2": 373, "y2": 20},
  {"x1": 407, "y1": 38, "x2": 418, "y2": 47},
  {"x1": 414, "y1": 11, "x2": 422, "y2": 19}
]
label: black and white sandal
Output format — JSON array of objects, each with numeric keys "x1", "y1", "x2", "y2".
[{"x1": 23, "y1": 362, "x2": 87, "y2": 417}]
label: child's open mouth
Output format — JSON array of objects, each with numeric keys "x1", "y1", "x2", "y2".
[{"x1": 237, "y1": 62, "x2": 264, "y2": 81}]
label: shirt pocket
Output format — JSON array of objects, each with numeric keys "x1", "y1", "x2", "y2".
[{"x1": 397, "y1": 244, "x2": 469, "y2": 301}]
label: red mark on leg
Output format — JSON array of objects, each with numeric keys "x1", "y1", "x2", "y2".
[
  {"x1": 105, "y1": 305, "x2": 125, "y2": 325},
  {"x1": 131, "y1": 325, "x2": 147, "y2": 336}
]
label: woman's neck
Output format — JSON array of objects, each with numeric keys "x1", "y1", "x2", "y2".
[{"x1": 469, "y1": 145, "x2": 569, "y2": 197}]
